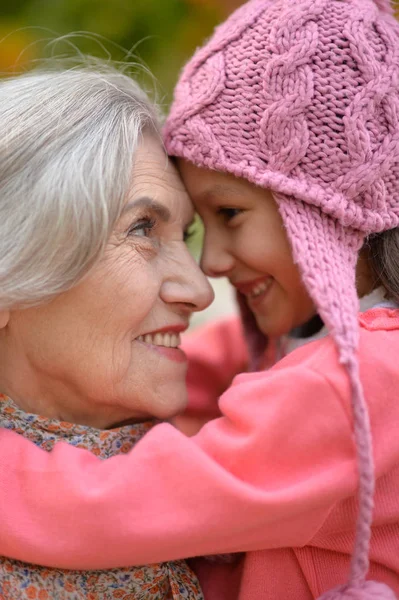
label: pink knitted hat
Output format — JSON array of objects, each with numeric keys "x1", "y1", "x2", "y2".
[{"x1": 164, "y1": 0, "x2": 399, "y2": 598}]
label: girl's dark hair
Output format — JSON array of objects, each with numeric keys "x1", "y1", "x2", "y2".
[{"x1": 368, "y1": 228, "x2": 399, "y2": 303}]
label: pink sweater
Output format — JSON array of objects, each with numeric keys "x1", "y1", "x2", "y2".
[{"x1": 0, "y1": 308, "x2": 399, "y2": 599}]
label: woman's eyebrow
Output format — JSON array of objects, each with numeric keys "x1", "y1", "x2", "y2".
[{"x1": 122, "y1": 197, "x2": 171, "y2": 222}]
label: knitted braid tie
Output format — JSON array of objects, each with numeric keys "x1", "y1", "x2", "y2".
[
  {"x1": 164, "y1": 0, "x2": 399, "y2": 597},
  {"x1": 277, "y1": 199, "x2": 396, "y2": 600}
]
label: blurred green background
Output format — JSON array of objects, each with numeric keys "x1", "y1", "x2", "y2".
[
  {"x1": 0, "y1": 0, "x2": 244, "y2": 104},
  {"x1": 0, "y1": 0, "x2": 397, "y2": 104}
]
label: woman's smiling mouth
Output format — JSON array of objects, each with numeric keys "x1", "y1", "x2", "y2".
[
  {"x1": 137, "y1": 332, "x2": 181, "y2": 348},
  {"x1": 135, "y1": 327, "x2": 188, "y2": 363}
]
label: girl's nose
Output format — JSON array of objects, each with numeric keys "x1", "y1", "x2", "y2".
[
  {"x1": 161, "y1": 245, "x2": 214, "y2": 312},
  {"x1": 200, "y1": 231, "x2": 235, "y2": 278}
]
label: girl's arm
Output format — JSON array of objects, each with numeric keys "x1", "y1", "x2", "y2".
[
  {"x1": 0, "y1": 339, "x2": 359, "y2": 570},
  {"x1": 182, "y1": 316, "x2": 249, "y2": 419},
  {"x1": 175, "y1": 316, "x2": 249, "y2": 434}
]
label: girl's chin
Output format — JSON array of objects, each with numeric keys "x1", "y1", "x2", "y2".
[
  {"x1": 253, "y1": 300, "x2": 317, "y2": 339},
  {"x1": 255, "y1": 316, "x2": 299, "y2": 339},
  {"x1": 254, "y1": 309, "x2": 291, "y2": 338}
]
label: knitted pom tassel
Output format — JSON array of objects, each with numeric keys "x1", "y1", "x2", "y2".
[
  {"x1": 317, "y1": 581, "x2": 398, "y2": 599},
  {"x1": 372, "y1": 0, "x2": 394, "y2": 15}
]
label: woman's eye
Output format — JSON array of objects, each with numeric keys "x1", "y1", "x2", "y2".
[
  {"x1": 217, "y1": 207, "x2": 243, "y2": 222},
  {"x1": 127, "y1": 218, "x2": 155, "y2": 238}
]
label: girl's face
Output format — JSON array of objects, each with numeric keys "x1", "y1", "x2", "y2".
[{"x1": 178, "y1": 160, "x2": 316, "y2": 338}]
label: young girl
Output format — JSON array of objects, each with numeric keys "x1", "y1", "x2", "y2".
[{"x1": 1, "y1": 0, "x2": 399, "y2": 598}]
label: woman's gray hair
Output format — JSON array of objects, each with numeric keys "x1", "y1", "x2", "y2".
[{"x1": 0, "y1": 63, "x2": 160, "y2": 310}]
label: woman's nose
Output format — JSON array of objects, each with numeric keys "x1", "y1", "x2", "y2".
[
  {"x1": 161, "y1": 245, "x2": 214, "y2": 312},
  {"x1": 200, "y1": 231, "x2": 235, "y2": 278}
]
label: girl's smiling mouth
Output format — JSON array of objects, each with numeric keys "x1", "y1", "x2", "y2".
[{"x1": 234, "y1": 276, "x2": 274, "y2": 307}]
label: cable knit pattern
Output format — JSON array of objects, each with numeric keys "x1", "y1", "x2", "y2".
[
  {"x1": 260, "y1": 0, "x2": 326, "y2": 174},
  {"x1": 164, "y1": 1, "x2": 399, "y2": 598}
]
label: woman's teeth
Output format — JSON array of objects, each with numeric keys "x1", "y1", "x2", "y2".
[
  {"x1": 137, "y1": 332, "x2": 181, "y2": 348},
  {"x1": 249, "y1": 281, "x2": 270, "y2": 299}
]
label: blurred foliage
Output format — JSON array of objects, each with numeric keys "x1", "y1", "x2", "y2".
[
  {"x1": 0, "y1": 0, "x2": 234, "y2": 102},
  {"x1": 0, "y1": 0, "x2": 397, "y2": 102}
]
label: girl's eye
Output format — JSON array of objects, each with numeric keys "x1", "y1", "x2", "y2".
[
  {"x1": 217, "y1": 207, "x2": 243, "y2": 222},
  {"x1": 127, "y1": 218, "x2": 155, "y2": 238}
]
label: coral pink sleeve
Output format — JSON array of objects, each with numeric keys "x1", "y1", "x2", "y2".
[
  {"x1": 182, "y1": 316, "x2": 249, "y2": 419},
  {"x1": 0, "y1": 356, "x2": 358, "y2": 570}
]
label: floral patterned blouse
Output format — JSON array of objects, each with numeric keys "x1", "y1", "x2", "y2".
[{"x1": 0, "y1": 394, "x2": 204, "y2": 600}]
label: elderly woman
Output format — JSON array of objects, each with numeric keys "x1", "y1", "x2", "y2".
[{"x1": 0, "y1": 65, "x2": 213, "y2": 598}]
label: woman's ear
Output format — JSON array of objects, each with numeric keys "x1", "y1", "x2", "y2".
[{"x1": 0, "y1": 310, "x2": 10, "y2": 329}]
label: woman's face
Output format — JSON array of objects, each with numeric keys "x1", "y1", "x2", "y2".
[
  {"x1": 178, "y1": 160, "x2": 315, "y2": 339},
  {"x1": 0, "y1": 137, "x2": 213, "y2": 428}
]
